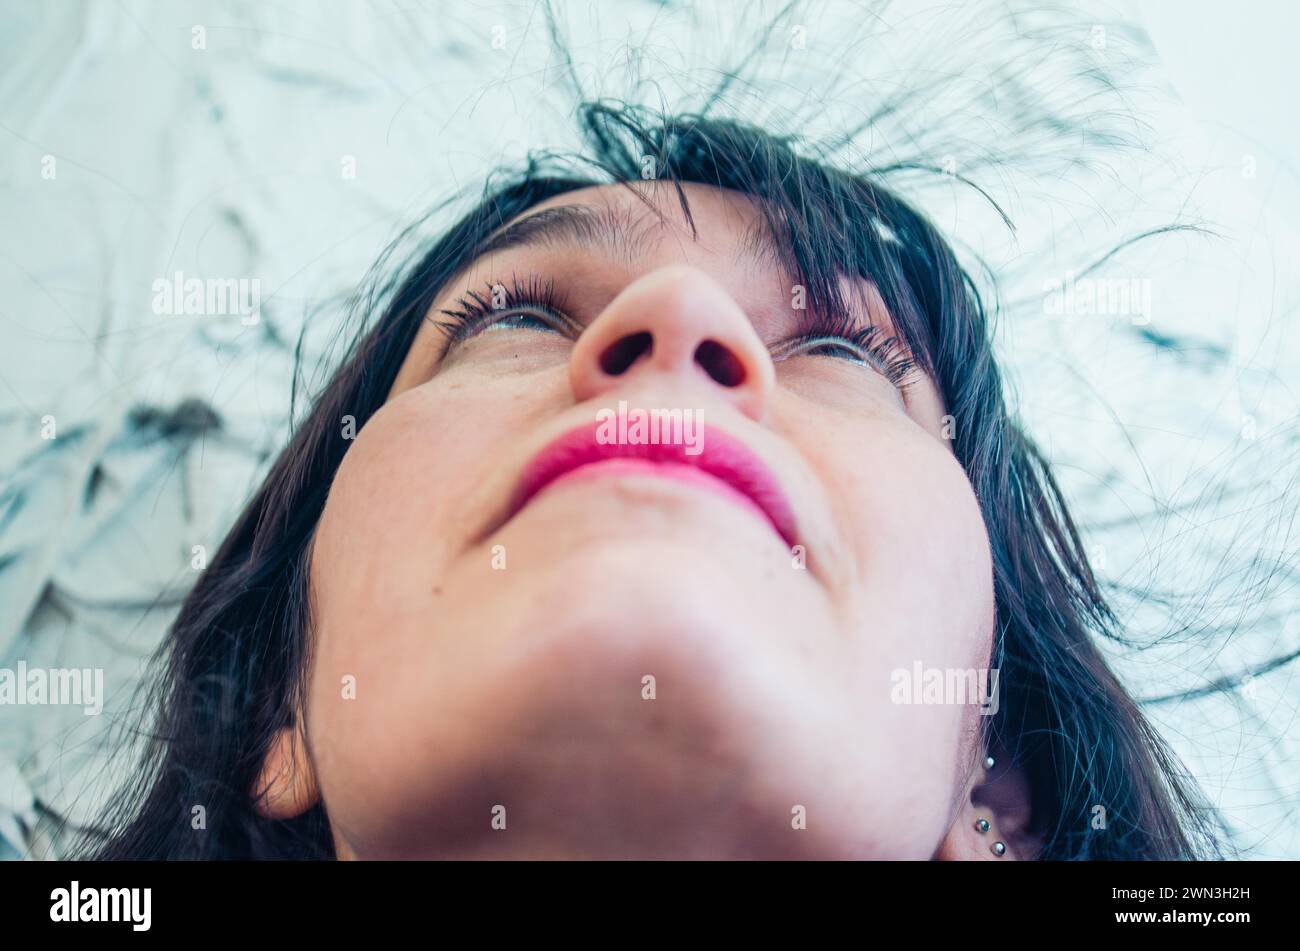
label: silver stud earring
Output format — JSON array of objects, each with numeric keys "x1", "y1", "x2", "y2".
[
  {"x1": 991, "y1": 841, "x2": 1006, "y2": 857},
  {"x1": 974, "y1": 817, "x2": 990, "y2": 833}
]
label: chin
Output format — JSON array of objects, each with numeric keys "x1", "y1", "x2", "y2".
[
  {"x1": 324, "y1": 584, "x2": 950, "y2": 862},
  {"x1": 348, "y1": 563, "x2": 916, "y2": 860}
]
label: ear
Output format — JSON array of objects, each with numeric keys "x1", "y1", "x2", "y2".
[
  {"x1": 251, "y1": 722, "x2": 321, "y2": 820},
  {"x1": 934, "y1": 743, "x2": 1043, "y2": 860}
]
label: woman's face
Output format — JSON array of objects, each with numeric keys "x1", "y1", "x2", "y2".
[{"x1": 297, "y1": 181, "x2": 997, "y2": 858}]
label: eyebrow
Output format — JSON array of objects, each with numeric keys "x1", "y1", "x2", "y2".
[{"x1": 472, "y1": 201, "x2": 789, "y2": 274}]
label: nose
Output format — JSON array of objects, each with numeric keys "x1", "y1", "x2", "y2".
[{"x1": 569, "y1": 265, "x2": 775, "y2": 422}]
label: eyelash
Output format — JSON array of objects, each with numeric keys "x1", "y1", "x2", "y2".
[
  {"x1": 777, "y1": 310, "x2": 918, "y2": 392},
  {"x1": 435, "y1": 275, "x2": 918, "y2": 392},
  {"x1": 436, "y1": 275, "x2": 575, "y2": 346}
]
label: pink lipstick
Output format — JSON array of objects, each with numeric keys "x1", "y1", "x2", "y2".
[{"x1": 510, "y1": 421, "x2": 798, "y2": 546}]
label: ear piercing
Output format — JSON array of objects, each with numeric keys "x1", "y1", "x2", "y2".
[
  {"x1": 976, "y1": 755, "x2": 1004, "y2": 857},
  {"x1": 975, "y1": 815, "x2": 1006, "y2": 857}
]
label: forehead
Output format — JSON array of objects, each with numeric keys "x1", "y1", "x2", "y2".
[
  {"x1": 512, "y1": 180, "x2": 771, "y2": 256},
  {"x1": 469, "y1": 179, "x2": 892, "y2": 329},
  {"x1": 474, "y1": 180, "x2": 791, "y2": 286}
]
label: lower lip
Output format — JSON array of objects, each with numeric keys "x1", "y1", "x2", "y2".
[{"x1": 534, "y1": 457, "x2": 776, "y2": 532}]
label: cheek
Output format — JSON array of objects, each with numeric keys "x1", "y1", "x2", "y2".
[
  {"x1": 883, "y1": 447, "x2": 992, "y2": 644},
  {"x1": 312, "y1": 364, "x2": 560, "y2": 584},
  {"x1": 823, "y1": 419, "x2": 994, "y2": 655},
  {"x1": 797, "y1": 409, "x2": 996, "y2": 828},
  {"x1": 313, "y1": 387, "x2": 487, "y2": 585},
  {"x1": 302, "y1": 379, "x2": 536, "y2": 839}
]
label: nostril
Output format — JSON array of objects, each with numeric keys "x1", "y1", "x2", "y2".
[
  {"x1": 600, "y1": 331, "x2": 653, "y2": 376},
  {"x1": 694, "y1": 340, "x2": 746, "y2": 387}
]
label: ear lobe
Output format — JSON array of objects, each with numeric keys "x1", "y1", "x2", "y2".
[
  {"x1": 251, "y1": 725, "x2": 321, "y2": 820},
  {"x1": 935, "y1": 745, "x2": 1043, "y2": 860}
]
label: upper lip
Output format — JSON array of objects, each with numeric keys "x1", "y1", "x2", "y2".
[{"x1": 505, "y1": 420, "x2": 799, "y2": 547}]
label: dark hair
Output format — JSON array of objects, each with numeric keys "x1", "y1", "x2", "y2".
[{"x1": 73, "y1": 95, "x2": 1232, "y2": 860}]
